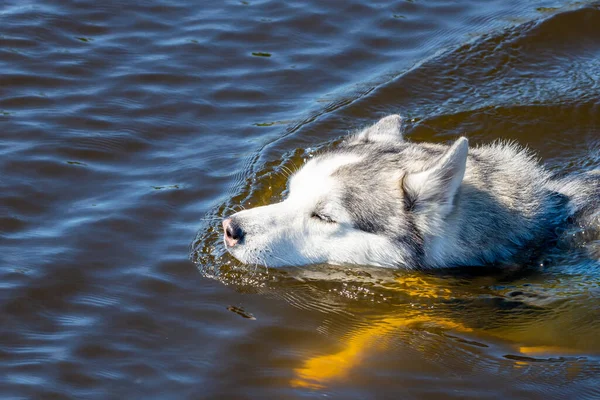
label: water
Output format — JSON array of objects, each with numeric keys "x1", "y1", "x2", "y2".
[{"x1": 2, "y1": 0, "x2": 600, "y2": 398}]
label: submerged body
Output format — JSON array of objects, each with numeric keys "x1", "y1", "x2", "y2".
[{"x1": 222, "y1": 115, "x2": 599, "y2": 269}]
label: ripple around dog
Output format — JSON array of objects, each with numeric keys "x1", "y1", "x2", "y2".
[{"x1": 3, "y1": 0, "x2": 600, "y2": 398}]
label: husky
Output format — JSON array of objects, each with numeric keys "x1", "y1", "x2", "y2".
[{"x1": 222, "y1": 115, "x2": 600, "y2": 269}]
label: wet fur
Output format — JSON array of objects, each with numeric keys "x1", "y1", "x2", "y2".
[{"x1": 224, "y1": 115, "x2": 599, "y2": 269}]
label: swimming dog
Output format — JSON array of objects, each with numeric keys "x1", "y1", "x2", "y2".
[{"x1": 222, "y1": 115, "x2": 599, "y2": 269}]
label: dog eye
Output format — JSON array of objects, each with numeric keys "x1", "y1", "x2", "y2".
[{"x1": 311, "y1": 212, "x2": 335, "y2": 223}]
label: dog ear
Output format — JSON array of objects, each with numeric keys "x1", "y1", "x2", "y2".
[
  {"x1": 402, "y1": 137, "x2": 468, "y2": 219},
  {"x1": 348, "y1": 115, "x2": 404, "y2": 144}
]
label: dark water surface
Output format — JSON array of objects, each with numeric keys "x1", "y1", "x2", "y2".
[{"x1": 2, "y1": 0, "x2": 600, "y2": 398}]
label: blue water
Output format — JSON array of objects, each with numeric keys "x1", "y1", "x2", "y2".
[{"x1": 2, "y1": 0, "x2": 600, "y2": 398}]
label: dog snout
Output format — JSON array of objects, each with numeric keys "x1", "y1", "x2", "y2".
[{"x1": 222, "y1": 218, "x2": 245, "y2": 247}]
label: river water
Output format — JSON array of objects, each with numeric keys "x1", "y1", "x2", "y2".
[{"x1": 2, "y1": 0, "x2": 600, "y2": 398}]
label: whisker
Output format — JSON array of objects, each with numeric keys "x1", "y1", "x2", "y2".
[
  {"x1": 271, "y1": 254, "x2": 297, "y2": 269},
  {"x1": 274, "y1": 168, "x2": 288, "y2": 180},
  {"x1": 276, "y1": 169, "x2": 290, "y2": 180},
  {"x1": 281, "y1": 164, "x2": 295, "y2": 178},
  {"x1": 222, "y1": 205, "x2": 242, "y2": 216}
]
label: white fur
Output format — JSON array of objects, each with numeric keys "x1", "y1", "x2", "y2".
[
  {"x1": 226, "y1": 153, "x2": 413, "y2": 268},
  {"x1": 224, "y1": 115, "x2": 598, "y2": 269}
]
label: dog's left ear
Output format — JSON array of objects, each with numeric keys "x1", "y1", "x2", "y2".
[
  {"x1": 402, "y1": 137, "x2": 468, "y2": 220},
  {"x1": 348, "y1": 115, "x2": 404, "y2": 144}
]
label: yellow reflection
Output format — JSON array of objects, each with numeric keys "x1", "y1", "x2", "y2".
[
  {"x1": 518, "y1": 346, "x2": 582, "y2": 356},
  {"x1": 291, "y1": 313, "x2": 472, "y2": 389},
  {"x1": 391, "y1": 275, "x2": 453, "y2": 299},
  {"x1": 291, "y1": 275, "x2": 583, "y2": 389},
  {"x1": 291, "y1": 275, "x2": 471, "y2": 389}
]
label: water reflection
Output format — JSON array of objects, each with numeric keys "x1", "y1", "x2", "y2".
[{"x1": 289, "y1": 272, "x2": 596, "y2": 390}]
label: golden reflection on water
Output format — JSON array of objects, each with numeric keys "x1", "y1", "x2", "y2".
[
  {"x1": 291, "y1": 314, "x2": 473, "y2": 389},
  {"x1": 290, "y1": 275, "x2": 585, "y2": 390}
]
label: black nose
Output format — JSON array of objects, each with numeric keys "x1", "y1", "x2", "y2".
[{"x1": 225, "y1": 219, "x2": 244, "y2": 242}]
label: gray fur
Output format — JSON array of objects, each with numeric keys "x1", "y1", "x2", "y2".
[{"x1": 224, "y1": 115, "x2": 599, "y2": 269}]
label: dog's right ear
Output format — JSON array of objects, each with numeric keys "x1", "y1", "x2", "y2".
[{"x1": 347, "y1": 115, "x2": 404, "y2": 145}]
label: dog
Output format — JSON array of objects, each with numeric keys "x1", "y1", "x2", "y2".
[{"x1": 222, "y1": 115, "x2": 599, "y2": 269}]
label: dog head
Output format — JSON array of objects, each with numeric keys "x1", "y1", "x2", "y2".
[{"x1": 222, "y1": 115, "x2": 468, "y2": 269}]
